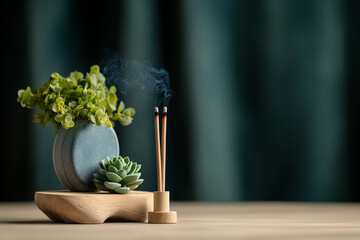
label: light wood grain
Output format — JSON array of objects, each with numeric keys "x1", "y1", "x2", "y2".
[
  {"x1": 1, "y1": 202, "x2": 360, "y2": 239},
  {"x1": 34, "y1": 190, "x2": 153, "y2": 223},
  {"x1": 152, "y1": 191, "x2": 170, "y2": 211},
  {"x1": 148, "y1": 211, "x2": 177, "y2": 224}
]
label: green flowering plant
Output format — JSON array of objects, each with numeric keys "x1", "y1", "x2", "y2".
[{"x1": 17, "y1": 65, "x2": 135, "y2": 132}]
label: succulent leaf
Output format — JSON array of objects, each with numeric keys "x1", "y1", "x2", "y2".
[
  {"x1": 93, "y1": 173, "x2": 107, "y2": 182},
  {"x1": 124, "y1": 164, "x2": 132, "y2": 173},
  {"x1": 122, "y1": 173, "x2": 141, "y2": 185},
  {"x1": 127, "y1": 163, "x2": 137, "y2": 175},
  {"x1": 120, "y1": 158, "x2": 126, "y2": 166},
  {"x1": 126, "y1": 179, "x2": 144, "y2": 187},
  {"x1": 129, "y1": 185, "x2": 138, "y2": 191},
  {"x1": 99, "y1": 160, "x2": 106, "y2": 170},
  {"x1": 124, "y1": 157, "x2": 130, "y2": 165},
  {"x1": 108, "y1": 165, "x2": 118, "y2": 173},
  {"x1": 106, "y1": 172, "x2": 122, "y2": 182},
  {"x1": 104, "y1": 181, "x2": 121, "y2": 190},
  {"x1": 135, "y1": 164, "x2": 141, "y2": 173},
  {"x1": 117, "y1": 169, "x2": 127, "y2": 178},
  {"x1": 114, "y1": 159, "x2": 122, "y2": 169},
  {"x1": 93, "y1": 179, "x2": 104, "y2": 185},
  {"x1": 99, "y1": 169, "x2": 108, "y2": 177},
  {"x1": 109, "y1": 157, "x2": 114, "y2": 166},
  {"x1": 114, "y1": 187, "x2": 130, "y2": 194}
]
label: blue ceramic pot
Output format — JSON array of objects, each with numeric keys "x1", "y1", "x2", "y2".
[{"x1": 53, "y1": 120, "x2": 119, "y2": 191}]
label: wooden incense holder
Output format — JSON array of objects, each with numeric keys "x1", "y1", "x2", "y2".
[
  {"x1": 35, "y1": 190, "x2": 153, "y2": 224},
  {"x1": 148, "y1": 191, "x2": 177, "y2": 224}
]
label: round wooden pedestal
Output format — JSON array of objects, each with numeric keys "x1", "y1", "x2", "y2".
[{"x1": 148, "y1": 191, "x2": 177, "y2": 224}]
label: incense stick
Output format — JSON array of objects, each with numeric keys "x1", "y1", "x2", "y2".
[
  {"x1": 149, "y1": 106, "x2": 177, "y2": 224},
  {"x1": 154, "y1": 107, "x2": 162, "y2": 192},
  {"x1": 161, "y1": 107, "x2": 167, "y2": 191}
]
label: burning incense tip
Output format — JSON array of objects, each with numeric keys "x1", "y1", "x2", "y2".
[
  {"x1": 155, "y1": 107, "x2": 159, "y2": 114},
  {"x1": 163, "y1": 107, "x2": 167, "y2": 114}
]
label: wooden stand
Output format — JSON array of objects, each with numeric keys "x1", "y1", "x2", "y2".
[
  {"x1": 148, "y1": 191, "x2": 177, "y2": 224},
  {"x1": 35, "y1": 190, "x2": 153, "y2": 224}
]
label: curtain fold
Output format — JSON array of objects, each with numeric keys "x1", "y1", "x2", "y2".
[
  {"x1": 182, "y1": 0, "x2": 242, "y2": 201},
  {"x1": 28, "y1": 0, "x2": 73, "y2": 190},
  {"x1": 117, "y1": 0, "x2": 161, "y2": 194}
]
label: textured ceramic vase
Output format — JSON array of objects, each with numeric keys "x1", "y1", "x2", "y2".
[{"x1": 53, "y1": 120, "x2": 119, "y2": 191}]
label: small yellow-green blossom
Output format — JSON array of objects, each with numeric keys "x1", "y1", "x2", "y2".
[{"x1": 17, "y1": 65, "x2": 135, "y2": 132}]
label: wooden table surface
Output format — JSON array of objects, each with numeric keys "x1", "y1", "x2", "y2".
[{"x1": 1, "y1": 202, "x2": 360, "y2": 239}]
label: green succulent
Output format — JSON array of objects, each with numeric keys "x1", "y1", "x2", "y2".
[{"x1": 93, "y1": 156, "x2": 143, "y2": 194}]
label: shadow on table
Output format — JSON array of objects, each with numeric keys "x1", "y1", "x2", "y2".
[
  {"x1": 0, "y1": 220, "x2": 150, "y2": 224},
  {"x1": 0, "y1": 220, "x2": 66, "y2": 224}
]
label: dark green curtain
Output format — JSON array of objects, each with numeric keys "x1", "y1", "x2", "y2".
[{"x1": 1, "y1": 0, "x2": 359, "y2": 201}]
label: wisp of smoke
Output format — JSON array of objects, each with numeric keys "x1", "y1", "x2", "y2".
[{"x1": 100, "y1": 51, "x2": 173, "y2": 107}]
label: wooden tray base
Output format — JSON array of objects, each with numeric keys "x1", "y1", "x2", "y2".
[{"x1": 34, "y1": 190, "x2": 153, "y2": 224}]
